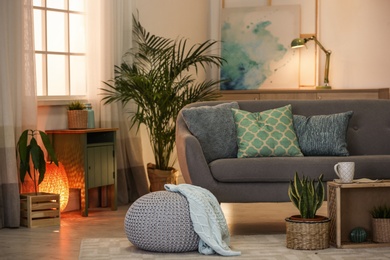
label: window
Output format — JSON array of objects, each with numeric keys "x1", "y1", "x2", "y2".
[{"x1": 33, "y1": 0, "x2": 86, "y2": 98}]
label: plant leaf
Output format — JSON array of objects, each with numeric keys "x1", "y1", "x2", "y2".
[{"x1": 39, "y1": 130, "x2": 58, "y2": 166}]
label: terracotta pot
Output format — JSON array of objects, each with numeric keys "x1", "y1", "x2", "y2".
[
  {"x1": 147, "y1": 163, "x2": 179, "y2": 192},
  {"x1": 289, "y1": 215, "x2": 328, "y2": 222}
]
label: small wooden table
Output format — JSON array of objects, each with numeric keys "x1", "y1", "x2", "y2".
[
  {"x1": 327, "y1": 180, "x2": 390, "y2": 248},
  {"x1": 46, "y1": 128, "x2": 118, "y2": 216}
]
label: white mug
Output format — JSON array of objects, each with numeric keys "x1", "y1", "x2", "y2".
[{"x1": 334, "y1": 162, "x2": 355, "y2": 183}]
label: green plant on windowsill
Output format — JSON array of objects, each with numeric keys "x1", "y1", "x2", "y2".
[{"x1": 17, "y1": 129, "x2": 58, "y2": 195}]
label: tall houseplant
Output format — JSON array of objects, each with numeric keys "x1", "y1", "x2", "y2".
[
  {"x1": 102, "y1": 16, "x2": 224, "y2": 191},
  {"x1": 17, "y1": 129, "x2": 58, "y2": 194},
  {"x1": 285, "y1": 172, "x2": 330, "y2": 250}
]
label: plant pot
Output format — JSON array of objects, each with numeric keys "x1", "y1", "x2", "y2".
[
  {"x1": 372, "y1": 218, "x2": 390, "y2": 243},
  {"x1": 285, "y1": 215, "x2": 330, "y2": 250},
  {"x1": 147, "y1": 163, "x2": 179, "y2": 192},
  {"x1": 20, "y1": 192, "x2": 60, "y2": 228},
  {"x1": 67, "y1": 110, "x2": 88, "y2": 129}
]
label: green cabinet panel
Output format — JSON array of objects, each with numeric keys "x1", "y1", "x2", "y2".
[{"x1": 87, "y1": 145, "x2": 115, "y2": 188}]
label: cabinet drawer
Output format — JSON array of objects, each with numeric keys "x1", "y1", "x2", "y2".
[{"x1": 87, "y1": 132, "x2": 115, "y2": 144}]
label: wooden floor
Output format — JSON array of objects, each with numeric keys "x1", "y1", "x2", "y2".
[{"x1": 0, "y1": 202, "x2": 327, "y2": 259}]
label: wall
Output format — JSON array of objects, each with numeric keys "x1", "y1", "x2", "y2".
[
  {"x1": 134, "y1": 0, "x2": 211, "y2": 169},
  {"x1": 38, "y1": 0, "x2": 390, "y2": 171},
  {"x1": 320, "y1": 0, "x2": 390, "y2": 89}
]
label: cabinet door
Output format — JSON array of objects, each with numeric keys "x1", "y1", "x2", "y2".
[{"x1": 87, "y1": 145, "x2": 115, "y2": 188}]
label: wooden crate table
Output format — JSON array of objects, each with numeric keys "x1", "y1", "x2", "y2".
[
  {"x1": 327, "y1": 180, "x2": 390, "y2": 248},
  {"x1": 20, "y1": 193, "x2": 60, "y2": 228}
]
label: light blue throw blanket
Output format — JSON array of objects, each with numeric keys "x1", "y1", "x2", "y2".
[{"x1": 165, "y1": 184, "x2": 241, "y2": 256}]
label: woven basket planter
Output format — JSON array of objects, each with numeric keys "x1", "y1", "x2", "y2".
[
  {"x1": 372, "y1": 218, "x2": 390, "y2": 243},
  {"x1": 286, "y1": 216, "x2": 330, "y2": 250},
  {"x1": 67, "y1": 110, "x2": 88, "y2": 129},
  {"x1": 147, "y1": 163, "x2": 179, "y2": 192}
]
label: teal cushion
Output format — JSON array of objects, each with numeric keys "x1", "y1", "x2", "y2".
[
  {"x1": 231, "y1": 105, "x2": 303, "y2": 158},
  {"x1": 182, "y1": 102, "x2": 239, "y2": 163},
  {"x1": 293, "y1": 111, "x2": 353, "y2": 156}
]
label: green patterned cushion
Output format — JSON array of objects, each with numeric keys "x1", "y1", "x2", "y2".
[
  {"x1": 231, "y1": 105, "x2": 303, "y2": 158},
  {"x1": 293, "y1": 111, "x2": 353, "y2": 156}
]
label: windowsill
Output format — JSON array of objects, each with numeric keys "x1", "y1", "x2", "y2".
[{"x1": 38, "y1": 96, "x2": 88, "y2": 107}]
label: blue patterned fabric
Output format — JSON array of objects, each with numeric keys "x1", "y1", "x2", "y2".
[{"x1": 293, "y1": 111, "x2": 353, "y2": 156}]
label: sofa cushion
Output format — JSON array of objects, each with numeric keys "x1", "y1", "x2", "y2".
[
  {"x1": 209, "y1": 155, "x2": 390, "y2": 183},
  {"x1": 293, "y1": 111, "x2": 353, "y2": 156},
  {"x1": 231, "y1": 105, "x2": 303, "y2": 158},
  {"x1": 181, "y1": 102, "x2": 239, "y2": 163}
]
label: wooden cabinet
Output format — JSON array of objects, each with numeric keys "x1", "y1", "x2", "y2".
[
  {"x1": 218, "y1": 88, "x2": 389, "y2": 101},
  {"x1": 46, "y1": 128, "x2": 118, "y2": 216},
  {"x1": 327, "y1": 181, "x2": 390, "y2": 248}
]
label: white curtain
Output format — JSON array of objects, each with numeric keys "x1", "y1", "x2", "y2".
[
  {"x1": 86, "y1": 0, "x2": 149, "y2": 203},
  {"x1": 0, "y1": 0, "x2": 37, "y2": 228}
]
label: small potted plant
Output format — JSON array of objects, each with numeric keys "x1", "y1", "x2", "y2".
[
  {"x1": 67, "y1": 100, "x2": 87, "y2": 129},
  {"x1": 370, "y1": 204, "x2": 390, "y2": 243},
  {"x1": 285, "y1": 172, "x2": 330, "y2": 250},
  {"x1": 17, "y1": 129, "x2": 61, "y2": 227}
]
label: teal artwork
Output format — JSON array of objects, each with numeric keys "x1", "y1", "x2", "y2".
[{"x1": 220, "y1": 6, "x2": 300, "y2": 90}]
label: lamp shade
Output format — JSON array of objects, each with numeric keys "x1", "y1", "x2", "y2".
[
  {"x1": 39, "y1": 162, "x2": 69, "y2": 212},
  {"x1": 291, "y1": 38, "x2": 306, "y2": 48}
]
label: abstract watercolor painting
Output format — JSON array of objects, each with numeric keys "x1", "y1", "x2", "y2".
[{"x1": 220, "y1": 5, "x2": 300, "y2": 90}]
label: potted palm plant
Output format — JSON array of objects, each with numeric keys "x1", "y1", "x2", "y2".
[
  {"x1": 370, "y1": 204, "x2": 390, "y2": 243},
  {"x1": 102, "y1": 16, "x2": 224, "y2": 191},
  {"x1": 285, "y1": 172, "x2": 330, "y2": 250}
]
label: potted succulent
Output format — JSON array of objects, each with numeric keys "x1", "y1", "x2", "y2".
[
  {"x1": 370, "y1": 204, "x2": 390, "y2": 243},
  {"x1": 67, "y1": 100, "x2": 87, "y2": 129},
  {"x1": 17, "y1": 129, "x2": 61, "y2": 227},
  {"x1": 102, "y1": 16, "x2": 224, "y2": 191},
  {"x1": 285, "y1": 172, "x2": 330, "y2": 250}
]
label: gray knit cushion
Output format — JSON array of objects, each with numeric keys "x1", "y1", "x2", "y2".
[
  {"x1": 124, "y1": 191, "x2": 199, "y2": 252},
  {"x1": 181, "y1": 102, "x2": 239, "y2": 163}
]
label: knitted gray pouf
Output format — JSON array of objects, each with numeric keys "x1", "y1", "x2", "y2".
[{"x1": 124, "y1": 191, "x2": 199, "y2": 252}]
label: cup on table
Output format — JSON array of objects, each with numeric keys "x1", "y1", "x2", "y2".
[{"x1": 334, "y1": 162, "x2": 355, "y2": 183}]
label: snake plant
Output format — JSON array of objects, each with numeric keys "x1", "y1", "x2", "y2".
[{"x1": 288, "y1": 172, "x2": 325, "y2": 219}]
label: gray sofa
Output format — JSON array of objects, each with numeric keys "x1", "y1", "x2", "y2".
[{"x1": 176, "y1": 99, "x2": 390, "y2": 203}]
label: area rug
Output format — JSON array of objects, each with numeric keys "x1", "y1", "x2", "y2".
[{"x1": 79, "y1": 234, "x2": 390, "y2": 259}]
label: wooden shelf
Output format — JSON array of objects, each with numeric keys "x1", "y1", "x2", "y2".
[
  {"x1": 218, "y1": 88, "x2": 389, "y2": 100},
  {"x1": 327, "y1": 181, "x2": 390, "y2": 248}
]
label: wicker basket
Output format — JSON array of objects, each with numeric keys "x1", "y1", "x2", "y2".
[
  {"x1": 372, "y1": 218, "x2": 390, "y2": 243},
  {"x1": 286, "y1": 216, "x2": 330, "y2": 250},
  {"x1": 67, "y1": 110, "x2": 88, "y2": 129},
  {"x1": 147, "y1": 163, "x2": 179, "y2": 192}
]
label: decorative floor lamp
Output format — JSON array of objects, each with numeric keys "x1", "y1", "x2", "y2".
[{"x1": 291, "y1": 36, "x2": 332, "y2": 89}]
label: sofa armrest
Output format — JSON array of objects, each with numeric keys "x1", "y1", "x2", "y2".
[{"x1": 176, "y1": 113, "x2": 217, "y2": 187}]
